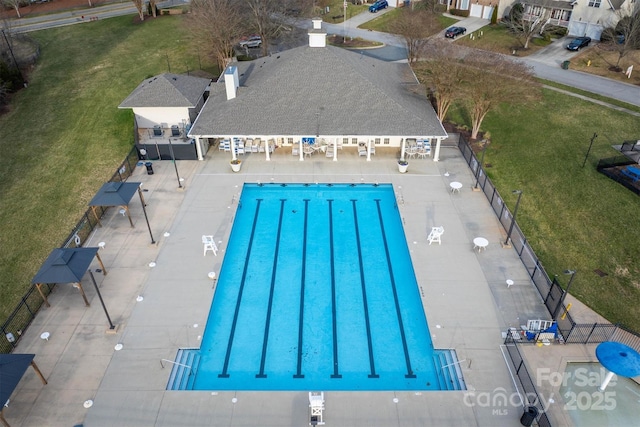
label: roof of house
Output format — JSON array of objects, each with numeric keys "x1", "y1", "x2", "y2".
[
  {"x1": 189, "y1": 45, "x2": 447, "y2": 138},
  {"x1": 118, "y1": 73, "x2": 211, "y2": 109}
]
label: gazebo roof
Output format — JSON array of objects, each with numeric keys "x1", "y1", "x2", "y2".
[
  {"x1": 88, "y1": 182, "x2": 141, "y2": 207},
  {"x1": 31, "y1": 247, "x2": 98, "y2": 284},
  {"x1": 0, "y1": 354, "x2": 34, "y2": 406}
]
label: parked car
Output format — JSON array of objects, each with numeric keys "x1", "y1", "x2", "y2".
[
  {"x1": 566, "y1": 36, "x2": 591, "y2": 51},
  {"x1": 369, "y1": 0, "x2": 388, "y2": 13},
  {"x1": 239, "y1": 35, "x2": 262, "y2": 48},
  {"x1": 444, "y1": 26, "x2": 467, "y2": 39}
]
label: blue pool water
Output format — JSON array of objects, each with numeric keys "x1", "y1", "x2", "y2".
[{"x1": 192, "y1": 183, "x2": 440, "y2": 391}]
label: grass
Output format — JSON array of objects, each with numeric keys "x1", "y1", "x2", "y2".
[
  {"x1": 538, "y1": 79, "x2": 640, "y2": 114},
  {"x1": 359, "y1": 7, "x2": 456, "y2": 34},
  {"x1": 570, "y1": 46, "x2": 640, "y2": 86},
  {"x1": 0, "y1": 14, "x2": 217, "y2": 320},
  {"x1": 447, "y1": 91, "x2": 640, "y2": 330},
  {"x1": 455, "y1": 23, "x2": 551, "y2": 56},
  {"x1": 319, "y1": 0, "x2": 370, "y2": 24}
]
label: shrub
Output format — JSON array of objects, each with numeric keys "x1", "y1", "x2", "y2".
[{"x1": 449, "y1": 8, "x2": 470, "y2": 17}]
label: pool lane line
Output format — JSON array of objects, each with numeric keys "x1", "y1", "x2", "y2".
[
  {"x1": 351, "y1": 199, "x2": 379, "y2": 379},
  {"x1": 256, "y1": 199, "x2": 286, "y2": 378},
  {"x1": 328, "y1": 199, "x2": 342, "y2": 379},
  {"x1": 374, "y1": 199, "x2": 416, "y2": 379},
  {"x1": 218, "y1": 199, "x2": 263, "y2": 378},
  {"x1": 294, "y1": 199, "x2": 310, "y2": 379}
]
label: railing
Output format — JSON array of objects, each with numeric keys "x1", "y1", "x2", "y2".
[
  {"x1": 503, "y1": 337, "x2": 553, "y2": 427},
  {"x1": 0, "y1": 146, "x2": 140, "y2": 354},
  {"x1": 458, "y1": 136, "x2": 640, "y2": 353}
]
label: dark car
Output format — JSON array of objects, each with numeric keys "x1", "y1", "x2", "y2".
[
  {"x1": 369, "y1": 0, "x2": 388, "y2": 12},
  {"x1": 566, "y1": 36, "x2": 591, "y2": 51},
  {"x1": 445, "y1": 26, "x2": 467, "y2": 39}
]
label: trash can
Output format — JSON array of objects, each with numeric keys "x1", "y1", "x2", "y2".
[
  {"x1": 561, "y1": 60, "x2": 570, "y2": 70},
  {"x1": 145, "y1": 161, "x2": 154, "y2": 175},
  {"x1": 520, "y1": 406, "x2": 539, "y2": 426}
]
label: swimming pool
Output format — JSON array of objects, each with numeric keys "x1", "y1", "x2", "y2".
[{"x1": 191, "y1": 183, "x2": 441, "y2": 391}]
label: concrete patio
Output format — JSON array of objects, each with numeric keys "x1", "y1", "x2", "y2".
[{"x1": 5, "y1": 144, "x2": 609, "y2": 426}]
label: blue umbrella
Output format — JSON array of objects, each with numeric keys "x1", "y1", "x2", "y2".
[{"x1": 595, "y1": 341, "x2": 640, "y2": 391}]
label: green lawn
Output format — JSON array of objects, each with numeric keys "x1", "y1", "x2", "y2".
[
  {"x1": 0, "y1": 15, "x2": 217, "y2": 320},
  {"x1": 319, "y1": 0, "x2": 369, "y2": 24},
  {"x1": 454, "y1": 23, "x2": 552, "y2": 56},
  {"x1": 448, "y1": 93, "x2": 640, "y2": 329},
  {"x1": 359, "y1": 7, "x2": 456, "y2": 34}
]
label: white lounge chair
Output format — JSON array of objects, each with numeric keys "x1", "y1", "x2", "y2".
[{"x1": 427, "y1": 226, "x2": 444, "y2": 245}]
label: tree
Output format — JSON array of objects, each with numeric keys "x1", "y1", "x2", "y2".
[
  {"x1": 149, "y1": 0, "x2": 158, "y2": 18},
  {"x1": 242, "y1": 0, "x2": 291, "y2": 57},
  {"x1": 2, "y1": 0, "x2": 23, "y2": 19},
  {"x1": 413, "y1": 41, "x2": 466, "y2": 122},
  {"x1": 187, "y1": 0, "x2": 245, "y2": 72},
  {"x1": 600, "y1": 3, "x2": 640, "y2": 70},
  {"x1": 389, "y1": 7, "x2": 439, "y2": 63},
  {"x1": 461, "y1": 52, "x2": 541, "y2": 139},
  {"x1": 503, "y1": 2, "x2": 547, "y2": 49},
  {"x1": 131, "y1": 0, "x2": 145, "y2": 21}
]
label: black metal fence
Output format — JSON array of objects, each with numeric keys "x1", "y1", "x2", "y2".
[
  {"x1": 0, "y1": 147, "x2": 140, "y2": 354},
  {"x1": 458, "y1": 136, "x2": 640, "y2": 353},
  {"x1": 504, "y1": 337, "x2": 552, "y2": 427}
]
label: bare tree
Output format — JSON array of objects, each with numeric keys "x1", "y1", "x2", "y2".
[
  {"x1": 600, "y1": 2, "x2": 640, "y2": 70},
  {"x1": 461, "y1": 52, "x2": 541, "y2": 139},
  {"x1": 389, "y1": 8, "x2": 439, "y2": 63},
  {"x1": 2, "y1": 0, "x2": 23, "y2": 19},
  {"x1": 187, "y1": 0, "x2": 244, "y2": 72},
  {"x1": 413, "y1": 41, "x2": 466, "y2": 122},
  {"x1": 149, "y1": 0, "x2": 158, "y2": 18},
  {"x1": 242, "y1": 0, "x2": 290, "y2": 56},
  {"x1": 503, "y1": 2, "x2": 548, "y2": 50},
  {"x1": 131, "y1": 0, "x2": 145, "y2": 21}
]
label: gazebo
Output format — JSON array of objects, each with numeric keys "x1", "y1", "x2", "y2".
[
  {"x1": 31, "y1": 247, "x2": 107, "y2": 307},
  {"x1": 88, "y1": 181, "x2": 146, "y2": 228},
  {"x1": 0, "y1": 354, "x2": 47, "y2": 427}
]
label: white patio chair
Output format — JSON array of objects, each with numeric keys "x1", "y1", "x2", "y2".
[
  {"x1": 427, "y1": 226, "x2": 444, "y2": 245},
  {"x1": 202, "y1": 235, "x2": 218, "y2": 256}
]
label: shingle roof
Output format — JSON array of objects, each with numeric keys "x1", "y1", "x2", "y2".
[
  {"x1": 189, "y1": 45, "x2": 447, "y2": 138},
  {"x1": 118, "y1": 73, "x2": 211, "y2": 109}
]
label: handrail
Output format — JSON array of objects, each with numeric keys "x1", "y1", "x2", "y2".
[{"x1": 160, "y1": 358, "x2": 193, "y2": 374}]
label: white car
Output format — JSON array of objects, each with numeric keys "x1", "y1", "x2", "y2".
[{"x1": 239, "y1": 36, "x2": 262, "y2": 48}]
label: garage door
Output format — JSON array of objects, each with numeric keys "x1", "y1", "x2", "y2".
[
  {"x1": 470, "y1": 4, "x2": 482, "y2": 17},
  {"x1": 482, "y1": 5, "x2": 494, "y2": 20}
]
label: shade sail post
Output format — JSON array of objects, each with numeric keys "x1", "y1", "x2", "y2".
[
  {"x1": 35, "y1": 283, "x2": 50, "y2": 308},
  {"x1": 89, "y1": 270, "x2": 115, "y2": 330},
  {"x1": 95, "y1": 252, "x2": 107, "y2": 276},
  {"x1": 138, "y1": 188, "x2": 156, "y2": 244},
  {"x1": 76, "y1": 282, "x2": 90, "y2": 306},
  {"x1": 30, "y1": 360, "x2": 47, "y2": 385}
]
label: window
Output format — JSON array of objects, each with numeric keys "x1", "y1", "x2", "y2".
[
  {"x1": 375, "y1": 138, "x2": 381, "y2": 145},
  {"x1": 352, "y1": 138, "x2": 358, "y2": 145},
  {"x1": 383, "y1": 138, "x2": 390, "y2": 145},
  {"x1": 287, "y1": 137, "x2": 293, "y2": 145},
  {"x1": 588, "y1": 0, "x2": 600, "y2": 7},
  {"x1": 343, "y1": 138, "x2": 348, "y2": 145}
]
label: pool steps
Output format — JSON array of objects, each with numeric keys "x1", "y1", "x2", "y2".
[
  {"x1": 166, "y1": 348, "x2": 201, "y2": 390},
  {"x1": 433, "y1": 349, "x2": 467, "y2": 390}
]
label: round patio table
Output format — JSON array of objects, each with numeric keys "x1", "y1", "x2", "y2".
[
  {"x1": 449, "y1": 181, "x2": 463, "y2": 194},
  {"x1": 596, "y1": 341, "x2": 640, "y2": 391},
  {"x1": 473, "y1": 237, "x2": 489, "y2": 252}
]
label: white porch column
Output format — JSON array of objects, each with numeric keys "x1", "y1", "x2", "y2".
[
  {"x1": 231, "y1": 138, "x2": 237, "y2": 161},
  {"x1": 333, "y1": 138, "x2": 337, "y2": 161},
  {"x1": 400, "y1": 138, "x2": 406, "y2": 161},
  {"x1": 299, "y1": 139, "x2": 304, "y2": 161},
  {"x1": 366, "y1": 140, "x2": 372, "y2": 161},
  {"x1": 265, "y1": 139, "x2": 271, "y2": 161},
  {"x1": 195, "y1": 137, "x2": 203, "y2": 160},
  {"x1": 433, "y1": 137, "x2": 441, "y2": 162}
]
